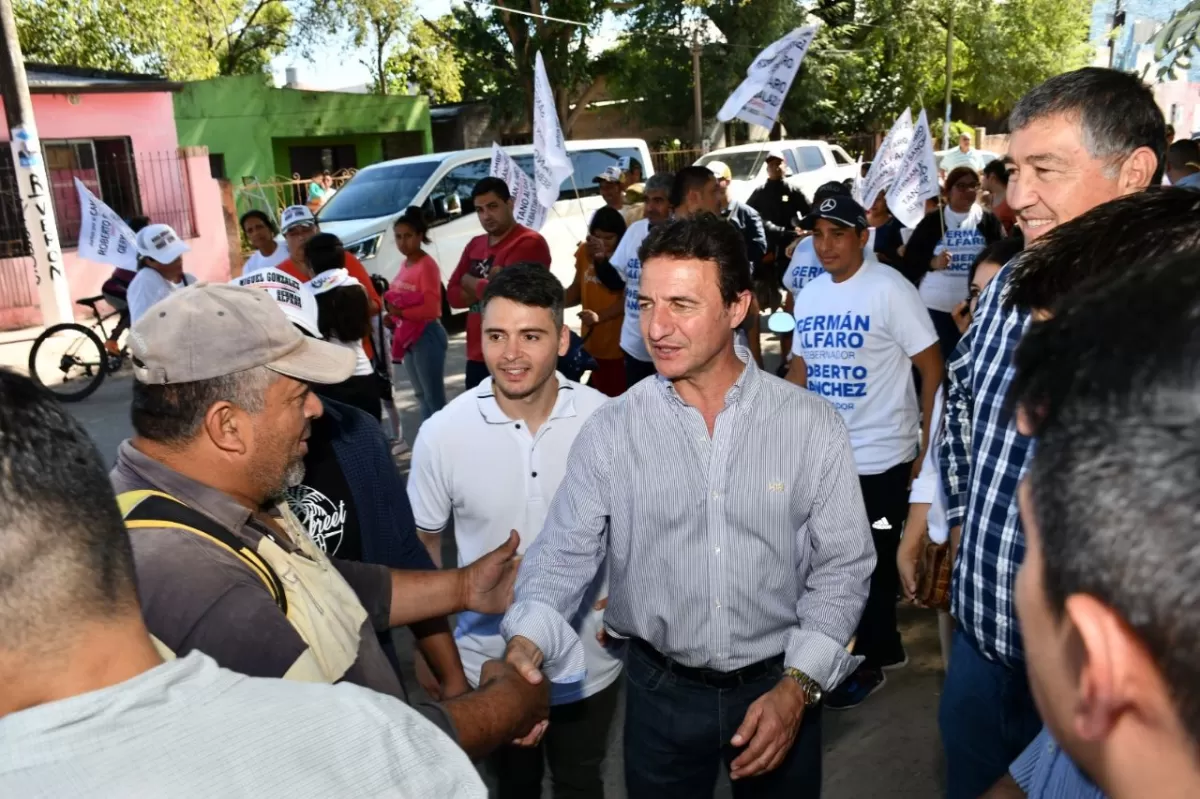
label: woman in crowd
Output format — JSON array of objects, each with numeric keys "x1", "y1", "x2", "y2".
[
  {"x1": 239, "y1": 210, "x2": 288, "y2": 273},
  {"x1": 902, "y1": 166, "x2": 1004, "y2": 359},
  {"x1": 305, "y1": 235, "x2": 382, "y2": 419},
  {"x1": 384, "y1": 206, "x2": 447, "y2": 423},
  {"x1": 126, "y1": 222, "x2": 197, "y2": 323},
  {"x1": 896, "y1": 235, "x2": 1022, "y2": 669},
  {"x1": 565, "y1": 206, "x2": 628, "y2": 396}
]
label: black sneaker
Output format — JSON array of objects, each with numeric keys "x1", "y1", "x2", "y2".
[
  {"x1": 825, "y1": 667, "x2": 886, "y2": 711},
  {"x1": 881, "y1": 647, "x2": 909, "y2": 671}
]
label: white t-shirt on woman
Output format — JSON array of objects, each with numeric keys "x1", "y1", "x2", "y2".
[
  {"x1": 242, "y1": 240, "x2": 289, "y2": 274},
  {"x1": 918, "y1": 206, "x2": 987, "y2": 313}
]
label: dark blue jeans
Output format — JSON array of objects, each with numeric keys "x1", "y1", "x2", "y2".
[
  {"x1": 624, "y1": 641, "x2": 822, "y2": 799},
  {"x1": 939, "y1": 629, "x2": 1042, "y2": 799},
  {"x1": 400, "y1": 321, "x2": 447, "y2": 421}
]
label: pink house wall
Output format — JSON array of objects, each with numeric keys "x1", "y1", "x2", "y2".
[
  {"x1": 0, "y1": 91, "x2": 232, "y2": 330},
  {"x1": 0, "y1": 91, "x2": 180, "y2": 153}
]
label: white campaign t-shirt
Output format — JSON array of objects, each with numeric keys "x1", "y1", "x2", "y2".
[
  {"x1": 918, "y1": 206, "x2": 988, "y2": 313},
  {"x1": 792, "y1": 260, "x2": 938, "y2": 475},
  {"x1": 127, "y1": 269, "x2": 198, "y2": 322},
  {"x1": 407, "y1": 373, "x2": 621, "y2": 704},
  {"x1": 782, "y1": 229, "x2": 878, "y2": 299},
  {"x1": 242, "y1": 240, "x2": 289, "y2": 274},
  {"x1": 610, "y1": 219, "x2": 653, "y2": 362}
]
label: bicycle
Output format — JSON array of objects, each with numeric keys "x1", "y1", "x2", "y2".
[{"x1": 28, "y1": 295, "x2": 130, "y2": 402}]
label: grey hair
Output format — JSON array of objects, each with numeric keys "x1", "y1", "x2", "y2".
[
  {"x1": 645, "y1": 172, "x2": 674, "y2": 193},
  {"x1": 131, "y1": 366, "x2": 277, "y2": 444},
  {"x1": 1008, "y1": 67, "x2": 1166, "y2": 183}
]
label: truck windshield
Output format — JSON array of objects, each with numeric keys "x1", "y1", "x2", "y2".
[{"x1": 318, "y1": 159, "x2": 444, "y2": 222}]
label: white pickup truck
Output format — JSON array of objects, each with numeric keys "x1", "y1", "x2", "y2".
[{"x1": 695, "y1": 139, "x2": 859, "y2": 205}]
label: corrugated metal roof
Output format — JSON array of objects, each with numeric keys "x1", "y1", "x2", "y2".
[{"x1": 24, "y1": 63, "x2": 182, "y2": 93}]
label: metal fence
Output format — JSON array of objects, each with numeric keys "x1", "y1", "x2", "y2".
[
  {"x1": 50, "y1": 149, "x2": 196, "y2": 248},
  {"x1": 233, "y1": 171, "x2": 357, "y2": 230},
  {"x1": 650, "y1": 149, "x2": 703, "y2": 175}
]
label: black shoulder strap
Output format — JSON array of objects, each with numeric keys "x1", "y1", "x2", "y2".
[{"x1": 123, "y1": 493, "x2": 288, "y2": 614}]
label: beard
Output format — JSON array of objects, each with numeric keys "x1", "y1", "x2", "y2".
[{"x1": 264, "y1": 455, "x2": 307, "y2": 504}]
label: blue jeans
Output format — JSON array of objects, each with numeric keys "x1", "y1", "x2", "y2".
[
  {"x1": 400, "y1": 322, "x2": 447, "y2": 421},
  {"x1": 939, "y1": 629, "x2": 1042, "y2": 799},
  {"x1": 623, "y1": 641, "x2": 822, "y2": 799}
]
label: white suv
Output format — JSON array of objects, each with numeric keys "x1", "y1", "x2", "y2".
[{"x1": 315, "y1": 139, "x2": 654, "y2": 315}]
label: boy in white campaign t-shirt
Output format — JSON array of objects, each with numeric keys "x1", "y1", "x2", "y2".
[
  {"x1": 786, "y1": 195, "x2": 943, "y2": 711},
  {"x1": 407, "y1": 265, "x2": 620, "y2": 796}
]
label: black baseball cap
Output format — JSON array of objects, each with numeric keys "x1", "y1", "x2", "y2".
[{"x1": 800, "y1": 195, "x2": 868, "y2": 230}]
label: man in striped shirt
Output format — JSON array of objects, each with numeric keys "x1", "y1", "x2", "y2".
[
  {"x1": 502, "y1": 214, "x2": 874, "y2": 798},
  {"x1": 938, "y1": 67, "x2": 1164, "y2": 799}
]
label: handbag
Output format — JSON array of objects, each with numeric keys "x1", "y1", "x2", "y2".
[{"x1": 914, "y1": 538, "x2": 952, "y2": 611}]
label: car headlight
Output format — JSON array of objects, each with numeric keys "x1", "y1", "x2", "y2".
[{"x1": 344, "y1": 232, "x2": 383, "y2": 260}]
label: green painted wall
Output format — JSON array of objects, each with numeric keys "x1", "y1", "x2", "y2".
[{"x1": 173, "y1": 74, "x2": 433, "y2": 183}]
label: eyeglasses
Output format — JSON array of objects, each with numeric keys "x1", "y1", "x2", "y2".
[{"x1": 284, "y1": 224, "x2": 315, "y2": 237}]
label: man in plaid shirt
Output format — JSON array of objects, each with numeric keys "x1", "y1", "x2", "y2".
[{"x1": 938, "y1": 67, "x2": 1165, "y2": 799}]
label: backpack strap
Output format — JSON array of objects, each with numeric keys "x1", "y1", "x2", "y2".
[{"x1": 118, "y1": 489, "x2": 288, "y2": 614}]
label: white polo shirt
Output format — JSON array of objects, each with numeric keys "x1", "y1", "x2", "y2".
[{"x1": 407, "y1": 373, "x2": 621, "y2": 704}]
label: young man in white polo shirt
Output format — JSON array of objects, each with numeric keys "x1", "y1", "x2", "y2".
[
  {"x1": 408, "y1": 263, "x2": 620, "y2": 797},
  {"x1": 786, "y1": 195, "x2": 943, "y2": 710}
]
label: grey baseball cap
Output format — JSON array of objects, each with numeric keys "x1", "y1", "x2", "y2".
[{"x1": 129, "y1": 282, "x2": 355, "y2": 386}]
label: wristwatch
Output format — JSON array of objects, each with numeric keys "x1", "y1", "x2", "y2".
[{"x1": 784, "y1": 667, "x2": 824, "y2": 706}]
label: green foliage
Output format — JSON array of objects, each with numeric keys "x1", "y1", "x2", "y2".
[
  {"x1": 1155, "y1": 1, "x2": 1200, "y2": 81},
  {"x1": 607, "y1": 0, "x2": 1091, "y2": 141},
  {"x1": 15, "y1": 0, "x2": 318, "y2": 79},
  {"x1": 376, "y1": 17, "x2": 465, "y2": 102},
  {"x1": 436, "y1": 0, "x2": 617, "y2": 133}
]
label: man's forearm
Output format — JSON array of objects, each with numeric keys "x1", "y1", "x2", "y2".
[
  {"x1": 389, "y1": 569, "x2": 467, "y2": 627},
  {"x1": 440, "y1": 675, "x2": 539, "y2": 759},
  {"x1": 411, "y1": 620, "x2": 469, "y2": 694}
]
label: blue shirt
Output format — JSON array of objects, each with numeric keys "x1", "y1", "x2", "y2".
[
  {"x1": 941, "y1": 260, "x2": 1033, "y2": 665},
  {"x1": 1011, "y1": 727, "x2": 1106, "y2": 798}
]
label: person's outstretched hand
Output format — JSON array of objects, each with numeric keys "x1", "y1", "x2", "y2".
[{"x1": 461, "y1": 530, "x2": 521, "y2": 614}]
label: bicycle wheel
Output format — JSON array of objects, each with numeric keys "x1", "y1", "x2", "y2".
[{"x1": 28, "y1": 323, "x2": 110, "y2": 401}]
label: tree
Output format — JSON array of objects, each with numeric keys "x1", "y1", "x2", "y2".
[
  {"x1": 1155, "y1": 1, "x2": 1200, "y2": 80},
  {"x1": 376, "y1": 17, "x2": 464, "y2": 102},
  {"x1": 15, "y1": 0, "x2": 331, "y2": 80},
  {"x1": 607, "y1": 0, "x2": 1090, "y2": 143},
  {"x1": 348, "y1": 0, "x2": 413, "y2": 95},
  {"x1": 428, "y1": 0, "x2": 618, "y2": 135}
]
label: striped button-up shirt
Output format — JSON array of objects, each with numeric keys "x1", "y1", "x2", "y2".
[
  {"x1": 1010, "y1": 727, "x2": 1105, "y2": 798},
  {"x1": 501, "y1": 349, "x2": 875, "y2": 691},
  {"x1": 941, "y1": 259, "x2": 1033, "y2": 665}
]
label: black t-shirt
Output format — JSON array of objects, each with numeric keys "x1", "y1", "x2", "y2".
[{"x1": 286, "y1": 414, "x2": 363, "y2": 561}]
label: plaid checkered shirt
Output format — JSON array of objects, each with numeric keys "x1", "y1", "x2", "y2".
[{"x1": 940, "y1": 260, "x2": 1033, "y2": 666}]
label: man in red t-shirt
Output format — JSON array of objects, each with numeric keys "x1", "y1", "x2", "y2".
[{"x1": 448, "y1": 177, "x2": 552, "y2": 389}]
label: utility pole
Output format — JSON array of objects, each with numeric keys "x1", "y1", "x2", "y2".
[
  {"x1": 692, "y1": 28, "x2": 704, "y2": 152},
  {"x1": 0, "y1": 0, "x2": 71, "y2": 326},
  {"x1": 1108, "y1": 0, "x2": 1124, "y2": 69},
  {"x1": 942, "y1": 1, "x2": 955, "y2": 150}
]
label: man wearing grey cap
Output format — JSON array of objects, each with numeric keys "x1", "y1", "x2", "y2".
[{"x1": 110, "y1": 283, "x2": 549, "y2": 758}]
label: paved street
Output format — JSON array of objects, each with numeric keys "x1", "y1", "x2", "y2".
[{"x1": 2, "y1": 324, "x2": 946, "y2": 798}]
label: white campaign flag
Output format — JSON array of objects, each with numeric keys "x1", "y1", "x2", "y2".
[
  {"x1": 857, "y1": 108, "x2": 913, "y2": 207},
  {"x1": 490, "y1": 144, "x2": 548, "y2": 232},
  {"x1": 718, "y1": 25, "x2": 819, "y2": 130},
  {"x1": 74, "y1": 177, "x2": 137, "y2": 271},
  {"x1": 532, "y1": 52, "x2": 574, "y2": 209},
  {"x1": 886, "y1": 109, "x2": 940, "y2": 229}
]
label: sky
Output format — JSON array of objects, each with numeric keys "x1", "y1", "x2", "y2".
[
  {"x1": 268, "y1": 0, "x2": 626, "y2": 92},
  {"x1": 269, "y1": 0, "x2": 454, "y2": 90}
]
